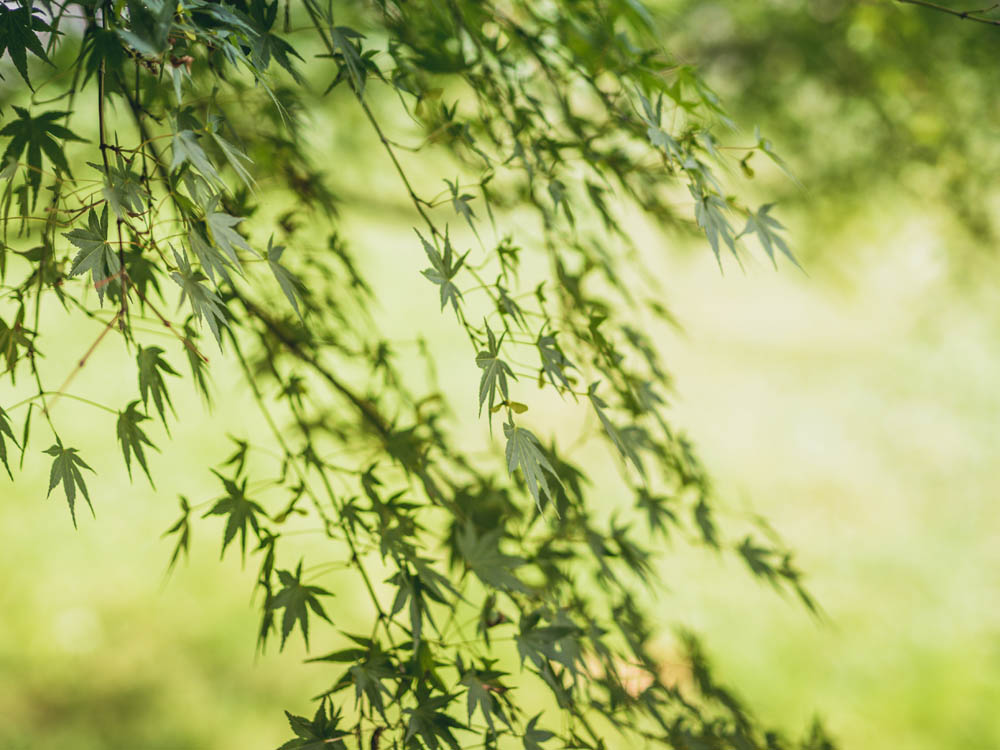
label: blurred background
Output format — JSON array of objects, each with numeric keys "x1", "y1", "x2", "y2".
[{"x1": 2, "y1": 0, "x2": 1000, "y2": 748}]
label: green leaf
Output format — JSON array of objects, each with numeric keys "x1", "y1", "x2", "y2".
[
  {"x1": 418, "y1": 229, "x2": 468, "y2": 314},
  {"x1": 523, "y1": 714, "x2": 554, "y2": 750},
  {"x1": 329, "y1": 25, "x2": 367, "y2": 94},
  {"x1": 116, "y1": 400, "x2": 157, "y2": 486},
  {"x1": 0, "y1": 405, "x2": 18, "y2": 480},
  {"x1": 171, "y1": 250, "x2": 230, "y2": 345},
  {"x1": 116, "y1": 0, "x2": 175, "y2": 57},
  {"x1": 137, "y1": 345, "x2": 179, "y2": 425},
  {"x1": 98, "y1": 152, "x2": 149, "y2": 220},
  {"x1": 740, "y1": 203, "x2": 800, "y2": 269},
  {"x1": 503, "y1": 421, "x2": 560, "y2": 511},
  {"x1": 203, "y1": 472, "x2": 268, "y2": 560},
  {"x1": 460, "y1": 664, "x2": 511, "y2": 732},
  {"x1": 457, "y1": 522, "x2": 529, "y2": 593},
  {"x1": 537, "y1": 332, "x2": 575, "y2": 390},
  {"x1": 0, "y1": 106, "x2": 85, "y2": 206},
  {"x1": 64, "y1": 205, "x2": 120, "y2": 303},
  {"x1": 43, "y1": 441, "x2": 95, "y2": 528},
  {"x1": 170, "y1": 129, "x2": 221, "y2": 183},
  {"x1": 690, "y1": 186, "x2": 738, "y2": 267},
  {"x1": 588, "y1": 382, "x2": 644, "y2": 475},
  {"x1": 269, "y1": 560, "x2": 333, "y2": 649},
  {"x1": 278, "y1": 698, "x2": 348, "y2": 750},
  {"x1": 204, "y1": 195, "x2": 253, "y2": 267},
  {"x1": 476, "y1": 323, "x2": 515, "y2": 418},
  {"x1": 162, "y1": 495, "x2": 192, "y2": 573},
  {"x1": 266, "y1": 236, "x2": 305, "y2": 319},
  {"x1": 0, "y1": 4, "x2": 51, "y2": 90}
]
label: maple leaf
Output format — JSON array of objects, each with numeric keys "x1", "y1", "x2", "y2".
[
  {"x1": 503, "y1": 421, "x2": 560, "y2": 511},
  {"x1": 475, "y1": 324, "x2": 515, "y2": 418},
  {"x1": 269, "y1": 560, "x2": 334, "y2": 649},
  {"x1": 457, "y1": 522, "x2": 529, "y2": 593},
  {"x1": 537, "y1": 332, "x2": 575, "y2": 390},
  {"x1": 418, "y1": 229, "x2": 468, "y2": 314},
  {"x1": 267, "y1": 236, "x2": 305, "y2": 319},
  {"x1": 1, "y1": 106, "x2": 85, "y2": 207},
  {"x1": 171, "y1": 250, "x2": 229, "y2": 345},
  {"x1": 44, "y1": 441, "x2": 95, "y2": 528},
  {"x1": 0, "y1": 4, "x2": 51, "y2": 90},
  {"x1": 116, "y1": 400, "x2": 157, "y2": 485},
  {"x1": 137, "y1": 345, "x2": 179, "y2": 425},
  {"x1": 0, "y1": 406, "x2": 18, "y2": 480},
  {"x1": 739, "y1": 203, "x2": 800, "y2": 269},
  {"x1": 202, "y1": 472, "x2": 268, "y2": 560},
  {"x1": 64, "y1": 205, "x2": 120, "y2": 303}
]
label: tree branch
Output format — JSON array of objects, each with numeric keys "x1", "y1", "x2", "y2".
[{"x1": 895, "y1": 0, "x2": 1000, "y2": 25}]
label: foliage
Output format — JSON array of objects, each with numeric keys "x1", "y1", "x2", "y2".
[
  {"x1": 661, "y1": 0, "x2": 1000, "y2": 257},
  {"x1": 1, "y1": 1, "x2": 828, "y2": 749}
]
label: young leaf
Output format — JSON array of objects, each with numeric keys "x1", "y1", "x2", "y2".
[
  {"x1": 44, "y1": 441, "x2": 95, "y2": 528},
  {"x1": 116, "y1": 400, "x2": 157, "y2": 485}
]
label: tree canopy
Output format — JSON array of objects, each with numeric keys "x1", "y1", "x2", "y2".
[{"x1": 0, "y1": 1, "x2": 864, "y2": 748}]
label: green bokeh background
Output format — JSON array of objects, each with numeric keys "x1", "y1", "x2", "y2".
[{"x1": 3, "y1": 1, "x2": 1000, "y2": 748}]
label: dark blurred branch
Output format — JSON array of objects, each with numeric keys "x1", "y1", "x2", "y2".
[{"x1": 895, "y1": 0, "x2": 1000, "y2": 26}]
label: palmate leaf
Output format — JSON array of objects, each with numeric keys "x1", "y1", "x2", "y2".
[
  {"x1": 116, "y1": 0, "x2": 174, "y2": 57},
  {"x1": 740, "y1": 203, "x2": 800, "y2": 269},
  {"x1": 64, "y1": 205, "x2": 120, "y2": 303},
  {"x1": 203, "y1": 472, "x2": 267, "y2": 560},
  {"x1": 269, "y1": 560, "x2": 334, "y2": 650},
  {"x1": 588, "y1": 382, "x2": 644, "y2": 475},
  {"x1": 266, "y1": 236, "x2": 305, "y2": 319},
  {"x1": 503, "y1": 421, "x2": 560, "y2": 511},
  {"x1": 170, "y1": 129, "x2": 222, "y2": 184},
  {"x1": 523, "y1": 714, "x2": 555, "y2": 750},
  {"x1": 171, "y1": 249, "x2": 229, "y2": 345},
  {"x1": 137, "y1": 345, "x2": 179, "y2": 425},
  {"x1": 204, "y1": 195, "x2": 253, "y2": 266},
  {"x1": 116, "y1": 400, "x2": 157, "y2": 486},
  {"x1": 476, "y1": 324, "x2": 515, "y2": 418},
  {"x1": 162, "y1": 495, "x2": 192, "y2": 573},
  {"x1": 690, "y1": 185, "x2": 738, "y2": 267},
  {"x1": 418, "y1": 229, "x2": 468, "y2": 314},
  {"x1": 279, "y1": 698, "x2": 348, "y2": 750},
  {"x1": 537, "y1": 332, "x2": 575, "y2": 390},
  {"x1": 459, "y1": 663, "x2": 511, "y2": 732},
  {"x1": 403, "y1": 691, "x2": 462, "y2": 750},
  {"x1": 43, "y1": 441, "x2": 95, "y2": 528},
  {"x1": 0, "y1": 4, "x2": 51, "y2": 89},
  {"x1": 0, "y1": 106, "x2": 85, "y2": 207},
  {"x1": 457, "y1": 522, "x2": 529, "y2": 593},
  {"x1": 0, "y1": 405, "x2": 18, "y2": 480}
]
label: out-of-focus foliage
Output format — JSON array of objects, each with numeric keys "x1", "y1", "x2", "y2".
[{"x1": 661, "y1": 0, "x2": 1000, "y2": 258}]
